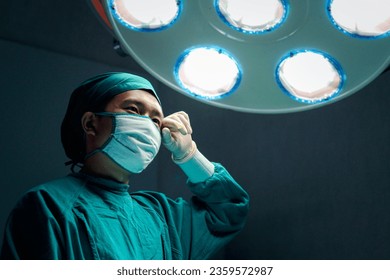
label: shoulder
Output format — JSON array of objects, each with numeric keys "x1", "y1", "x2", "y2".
[
  {"x1": 14, "y1": 175, "x2": 85, "y2": 217},
  {"x1": 27, "y1": 175, "x2": 84, "y2": 198}
]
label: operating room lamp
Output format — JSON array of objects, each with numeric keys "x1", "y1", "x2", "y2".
[{"x1": 89, "y1": 0, "x2": 390, "y2": 113}]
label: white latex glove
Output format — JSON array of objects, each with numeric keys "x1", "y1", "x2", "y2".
[{"x1": 161, "y1": 111, "x2": 195, "y2": 160}]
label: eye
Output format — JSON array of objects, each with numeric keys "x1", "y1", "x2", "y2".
[
  {"x1": 126, "y1": 105, "x2": 139, "y2": 114},
  {"x1": 152, "y1": 118, "x2": 161, "y2": 127}
]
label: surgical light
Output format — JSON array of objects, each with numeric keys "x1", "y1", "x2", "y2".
[
  {"x1": 174, "y1": 47, "x2": 241, "y2": 99},
  {"x1": 215, "y1": 0, "x2": 288, "y2": 33},
  {"x1": 90, "y1": 0, "x2": 390, "y2": 113},
  {"x1": 276, "y1": 50, "x2": 344, "y2": 104},
  {"x1": 109, "y1": 0, "x2": 181, "y2": 31},
  {"x1": 328, "y1": 0, "x2": 390, "y2": 38}
]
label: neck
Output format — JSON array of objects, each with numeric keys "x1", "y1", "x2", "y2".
[{"x1": 82, "y1": 153, "x2": 131, "y2": 184}]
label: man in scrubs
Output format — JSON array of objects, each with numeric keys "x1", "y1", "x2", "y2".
[{"x1": 0, "y1": 72, "x2": 249, "y2": 260}]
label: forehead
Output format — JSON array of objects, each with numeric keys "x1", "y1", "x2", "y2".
[{"x1": 106, "y1": 90, "x2": 163, "y2": 115}]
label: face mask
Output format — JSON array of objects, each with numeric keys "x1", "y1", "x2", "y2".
[{"x1": 86, "y1": 112, "x2": 161, "y2": 174}]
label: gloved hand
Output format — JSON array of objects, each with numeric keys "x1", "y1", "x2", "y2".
[{"x1": 161, "y1": 111, "x2": 196, "y2": 161}]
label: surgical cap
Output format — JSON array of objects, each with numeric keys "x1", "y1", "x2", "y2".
[{"x1": 61, "y1": 72, "x2": 160, "y2": 164}]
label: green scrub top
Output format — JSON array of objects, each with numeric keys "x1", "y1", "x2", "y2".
[{"x1": 0, "y1": 163, "x2": 249, "y2": 260}]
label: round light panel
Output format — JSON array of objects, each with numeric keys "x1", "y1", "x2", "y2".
[
  {"x1": 215, "y1": 0, "x2": 288, "y2": 34},
  {"x1": 276, "y1": 50, "x2": 344, "y2": 104},
  {"x1": 328, "y1": 0, "x2": 390, "y2": 38},
  {"x1": 109, "y1": 0, "x2": 182, "y2": 31},
  {"x1": 174, "y1": 47, "x2": 242, "y2": 99}
]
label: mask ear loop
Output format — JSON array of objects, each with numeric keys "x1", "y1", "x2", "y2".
[
  {"x1": 65, "y1": 112, "x2": 113, "y2": 171},
  {"x1": 82, "y1": 112, "x2": 116, "y2": 162}
]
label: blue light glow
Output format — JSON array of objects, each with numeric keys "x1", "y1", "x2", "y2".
[
  {"x1": 215, "y1": 0, "x2": 289, "y2": 34},
  {"x1": 174, "y1": 46, "x2": 242, "y2": 100},
  {"x1": 109, "y1": 0, "x2": 182, "y2": 32},
  {"x1": 276, "y1": 49, "x2": 345, "y2": 104},
  {"x1": 327, "y1": 0, "x2": 390, "y2": 39}
]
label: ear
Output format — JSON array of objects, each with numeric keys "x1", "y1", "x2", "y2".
[{"x1": 81, "y1": 112, "x2": 97, "y2": 136}]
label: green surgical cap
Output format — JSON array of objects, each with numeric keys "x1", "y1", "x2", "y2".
[{"x1": 61, "y1": 72, "x2": 160, "y2": 164}]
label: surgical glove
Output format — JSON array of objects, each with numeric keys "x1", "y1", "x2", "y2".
[{"x1": 162, "y1": 111, "x2": 196, "y2": 161}]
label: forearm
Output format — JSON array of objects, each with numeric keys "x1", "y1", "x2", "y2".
[{"x1": 173, "y1": 142, "x2": 215, "y2": 184}]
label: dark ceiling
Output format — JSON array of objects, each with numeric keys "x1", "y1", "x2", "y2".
[{"x1": 0, "y1": 0, "x2": 143, "y2": 71}]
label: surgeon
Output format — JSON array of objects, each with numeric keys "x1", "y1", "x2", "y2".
[{"x1": 0, "y1": 72, "x2": 249, "y2": 260}]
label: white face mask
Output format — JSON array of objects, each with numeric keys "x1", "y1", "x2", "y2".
[{"x1": 86, "y1": 112, "x2": 161, "y2": 174}]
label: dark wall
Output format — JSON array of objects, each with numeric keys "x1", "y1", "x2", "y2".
[{"x1": 1, "y1": 39, "x2": 389, "y2": 260}]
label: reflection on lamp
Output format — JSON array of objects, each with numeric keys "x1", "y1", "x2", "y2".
[
  {"x1": 109, "y1": 0, "x2": 182, "y2": 31},
  {"x1": 276, "y1": 50, "x2": 344, "y2": 104},
  {"x1": 328, "y1": 0, "x2": 390, "y2": 38},
  {"x1": 215, "y1": 0, "x2": 288, "y2": 33},
  {"x1": 174, "y1": 46, "x2": 242, "y2": 99}
]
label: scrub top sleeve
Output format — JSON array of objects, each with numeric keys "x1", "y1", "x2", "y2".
[
  {"x1": 188, "y1": 163, "x2": 249, "y2": 232},
  {"x1": 185, "y1": 163, "x2": 249, "y2": 259},
  {"x1": 0, "y1": 190, "x2": 64, "y2": 260}
]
